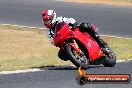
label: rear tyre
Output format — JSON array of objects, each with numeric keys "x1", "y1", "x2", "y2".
[
  {"x1": 64, "y1": 39, "x2": 89, "y2": 69},
  {"x1": 103, "y1": 46, "x2": 116, "y2": 67},
  {"x1": 98, "y1": 38, "x2": 116, "y2": 67}
]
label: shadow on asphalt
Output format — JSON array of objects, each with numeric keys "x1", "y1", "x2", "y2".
[{"x1": 32, "y1": 65, "x2": 104, "y2": 70}]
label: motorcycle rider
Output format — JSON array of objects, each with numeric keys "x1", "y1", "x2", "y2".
[{"x1": 41, "y1": 10, "x2": 109, "y2": 53}]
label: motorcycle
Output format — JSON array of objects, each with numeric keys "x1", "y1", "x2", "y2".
[{"x1": 51, "y1": 22, "x2": 116, "y2": 69}]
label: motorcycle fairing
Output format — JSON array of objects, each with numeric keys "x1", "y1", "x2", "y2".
[
  {"x1": 53, "y1": 23, "x2": 104, "y2": 61},
  {"x1": 66, "y1": 28, "x2": 104, "y2": 61}
]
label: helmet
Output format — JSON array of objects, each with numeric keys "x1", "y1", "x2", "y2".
[{"x1": 41, "y1": 10, "x2": 56, "y2": 28}]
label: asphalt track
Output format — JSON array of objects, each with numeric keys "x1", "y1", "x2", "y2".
[
  {"x1": 0, "y1": 0, "x2": 132, "y2": 88},
  {"x1": 0, "y1": 0, "x2": 132, "y2": 37},
  {"x1": 0, "y1": 62, "x2": 132, "y2": 88}
]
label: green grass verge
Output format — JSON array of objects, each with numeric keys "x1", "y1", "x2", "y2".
[
  {"x1": 0, "y1": 24, "x2": 131, "y2": 71},
  {"x1": 116, "y1": 0, "x2": 132, "y2": 3}
]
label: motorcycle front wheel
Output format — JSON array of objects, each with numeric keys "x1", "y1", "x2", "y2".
[{"x1": 64, "y1": 39, "x2": 89, "y2": 69}]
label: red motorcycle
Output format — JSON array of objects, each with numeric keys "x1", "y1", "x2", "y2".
[{"x1": 52, "y1": 22, "x2": 116, "y2": 69}]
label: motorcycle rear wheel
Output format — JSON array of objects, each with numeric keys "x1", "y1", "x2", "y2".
[
  {"x1": 101, "y1": 40, "x2": 116, "y2": 67},
  {"x1": 103, "y1": 47, "x2": 116, "y2": 67}
]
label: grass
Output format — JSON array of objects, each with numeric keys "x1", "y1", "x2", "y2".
[
  {"x1": 0, "y1": 24, "x2": 132, "y2": 71},
  {"x1": 116, "y1": 0, "x2": 132, "y2": 2},
  {"x1": 65, "y1": 0, "x2": 132, "y2": 6},
  {"x1": 0, "y1": 24, "x2": 72, "y2": 71}
]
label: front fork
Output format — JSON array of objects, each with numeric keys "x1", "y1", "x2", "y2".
[{"x1": 68, "y1": 39, "x2": 82, "y2": 54}]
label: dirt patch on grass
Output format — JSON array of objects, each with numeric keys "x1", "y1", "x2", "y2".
[{"x1": 65, "y1": 0, "x2": 132, "y2": 6}]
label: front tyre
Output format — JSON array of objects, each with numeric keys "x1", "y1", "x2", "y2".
[
  {"x1": 64, "y1": 40, "x2": 89, "y2": 69},
  {"x1": 58, "y1": 49, "x2": 69, "y2": 61}
]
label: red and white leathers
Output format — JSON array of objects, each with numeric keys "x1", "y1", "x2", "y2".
[{"x1": 52, "y1": 16, "x2": 76, "y2": 26}]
